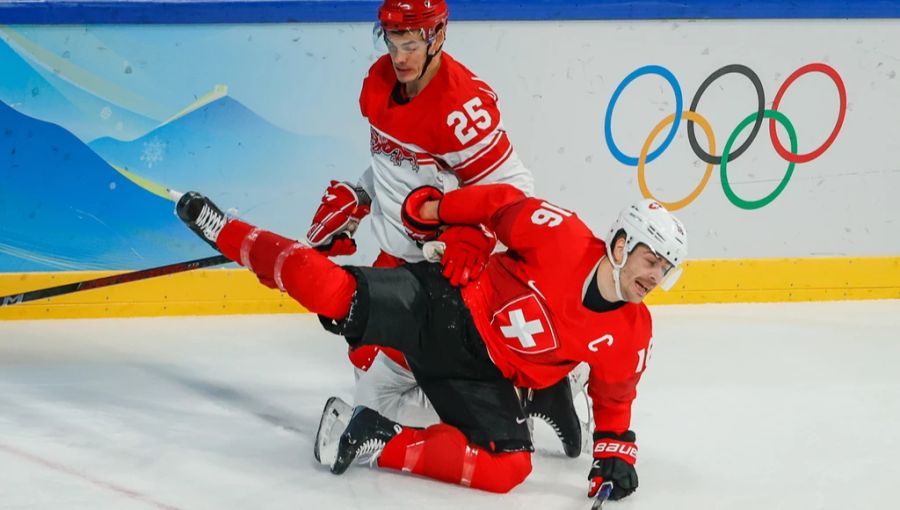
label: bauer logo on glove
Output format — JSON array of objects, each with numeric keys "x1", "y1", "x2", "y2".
[{"x1": 593, "y1": 440, "x2": 638, "y2": 459}]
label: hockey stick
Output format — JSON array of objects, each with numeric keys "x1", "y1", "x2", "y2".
[
  {"x1": 590, "y1": 481, "x2": 614, "y2": 510},
  {"x1": 0, "y1": 254, "x2": 230, "y2": 308}
]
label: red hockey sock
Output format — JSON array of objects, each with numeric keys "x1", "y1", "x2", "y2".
[
  {"x1": 216, "y1": 219, "x2": 255, "y2": 262},
  {"x1": 277, "y1": 246, "x2": 355, "y2": 319},
  {"x1": 215, "y1": 219, "x2": 356, "y2": 320},
  {"x1": 378, "y1": 424, "x2": 532, "y2": 493}
]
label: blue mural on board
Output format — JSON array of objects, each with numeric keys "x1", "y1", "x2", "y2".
[
  {"x1": 0, "y1": 24, "x2": 368, "y2": 272},
  {"x1": 88, "y1": 94, "x2": 345, "y2": 224},
  {"x1": 0, "y1": 99, "x2": 215, "y2": 272},
  {"x1": 0, "y1": 32, "x2": 159, "y2": 143}
]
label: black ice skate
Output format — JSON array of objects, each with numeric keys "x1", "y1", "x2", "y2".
[
  {"x1": 314, "y1": 396, "x2": 353, "y2": 465},
  {"x1": 330, "y1": 406, "x2": 402, "y2": 475},
  {"x1": 175, "y1": 191, "x2": 228, "y2": 250},
  {"x1": 523, "y1": 375, "x2": 583, "y2": 458}
]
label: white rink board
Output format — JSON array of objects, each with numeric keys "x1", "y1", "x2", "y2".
[
  {"x1": 2, "y1": 19, "x2": 897, "y2": 268},
  {"x1": 435, "y1": 19, "x2": 900, "y2": 259}
]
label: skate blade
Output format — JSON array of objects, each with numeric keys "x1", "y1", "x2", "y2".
[{"x1": 314, "y1": 396, "x2": 352, "y2": 466}]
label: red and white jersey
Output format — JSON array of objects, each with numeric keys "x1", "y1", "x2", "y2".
[
  {"x1": 442, "y1": 185, "x2": 653, "y2": 434},
  {"x1": 358, "y1": 52, "x2": 534, "y2": 262}
]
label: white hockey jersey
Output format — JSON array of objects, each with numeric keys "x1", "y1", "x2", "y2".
[{"x1": 358, "y1": 52, "x2": 534, "y2": 262}]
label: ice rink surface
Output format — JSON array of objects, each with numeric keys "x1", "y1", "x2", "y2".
[{"x1": 1, "y1": 300, "x2": 898, "y2": 510}]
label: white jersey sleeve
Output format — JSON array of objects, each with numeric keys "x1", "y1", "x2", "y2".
[{"x1": 356, "y1": 164, "x2": 375, "y2": 200}]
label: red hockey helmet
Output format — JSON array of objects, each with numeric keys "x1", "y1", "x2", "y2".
[{"x1": 378, "y1": 0, "x2": 449, "y2": 40}]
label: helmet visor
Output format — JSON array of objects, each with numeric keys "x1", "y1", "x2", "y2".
[
  {"x1": 658, "y1": 266, "x2": 683, "y2": 292},
  {"x1": 372, "y1": 22, "x2": 429, "y2": 55},
  {"x1": 372, "y1": 22, "x2": 388, "y2": 53},
  {"x1": 642, "y1": 242, "x2": 683, "y2": 292}
]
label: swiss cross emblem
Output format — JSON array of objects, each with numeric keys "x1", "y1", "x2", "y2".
[{"x1": 491, "y1": 294, "x2": 558, "y2": 354}]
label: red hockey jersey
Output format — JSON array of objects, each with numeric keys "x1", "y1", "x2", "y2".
[
  {"x1": 358, "y1": 52, "x2": 533, "y2": 262},
  {"x1": 442, "y1": 185, "x2": 654, "y2": 434}
]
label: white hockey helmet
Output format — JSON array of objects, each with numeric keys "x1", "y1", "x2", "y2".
[{"x1": 606, "y1": 199, "x2": 688, "y2": 297}]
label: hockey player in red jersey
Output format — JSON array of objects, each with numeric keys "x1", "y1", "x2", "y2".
[
  {"x1": 304, "y1": 0, "x2": 585, "y2": 460},
  {"x1": 176, "y1": 183, "x2": 687, "y2": 499}
]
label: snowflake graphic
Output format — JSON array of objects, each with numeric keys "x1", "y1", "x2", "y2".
[{"x1": 140, "y1": 138, "x2": 166, "y2": 168}]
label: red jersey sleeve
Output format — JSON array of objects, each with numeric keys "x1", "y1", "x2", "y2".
[
  {"x1": 359, "y1": 55, "x2": 392, "y2": 120},
  {"x1": 438, "y1": 183, "x2": 526, "y2": 226},
  {"x1": 440, "y1": 86, "x2": 513, "y2": 184},
  {"x1": 588, "y1": 373, "x2": 641, "y2": 434},
  {"x1": 439, "y1": 183, "x2": 592, "y2": 265},
  {"x1": 359, "y1": 68, "x2": 372, "y2": 119},
  {"x1": 586, "y1": 308, "x2": 653, "y2": 434},
  {"x1": 429, "y1": 60, "x2": 517, "y2": 185}
]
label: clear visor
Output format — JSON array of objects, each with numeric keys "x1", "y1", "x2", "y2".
[
  {"x1": 372, "y1": 22, "x2": 429, "y2": 55},
  {"x1": 659, "y1": 265, "x2": 683, "y2": 291},
  {"x1": 643, "y1": 243, "x2": 683, "y2": 292},
  {"x1": 372, "y1": 22, "x2": 387, "y2": 52}
]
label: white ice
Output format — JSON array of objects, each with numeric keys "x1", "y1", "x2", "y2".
[{"x1": 1, "y1": 300, "x2": 898, "y2": 510}]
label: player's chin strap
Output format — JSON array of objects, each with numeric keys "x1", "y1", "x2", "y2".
[
  {"x1": 605, "y1": 245, "x2": 628, "y2": 302},
  {"x1": 418, "y1": 26, "x2": 445, "y2": 80}
]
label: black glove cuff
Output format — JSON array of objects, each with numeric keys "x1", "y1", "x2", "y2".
[
  {"x1": 352, "y1": 184, "x2": 372, "y2": 207},
  {"x1": 593, "y1": 429, "x2": 636, "y2": 443},
  {"x1": 401, "y1": 186, "x2": 443, "y2": 232}
]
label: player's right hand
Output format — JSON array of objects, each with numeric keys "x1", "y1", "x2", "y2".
[
  {"x1": 401, "y1": 185, "x2": 444, "y2": 242},
  {"x1": 306, "y1": 181, "x2": 370, "y2": 256},
  {"x1": 588, "y1": 430, "x2": 639, "y2": 501},
  {"x1": 437, "y1": 226, "x2": 496, "y2": 287}
]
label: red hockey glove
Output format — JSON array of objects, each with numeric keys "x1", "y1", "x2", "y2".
[
  {"x1": 401, "y1": 185, "x2": 443, "y2": 242},
  {"x1": 305, "y1": 181, "x2": 370, "y2": 255},
  {"x1": 319, "y1": 233, "x2": 358, "y2": 257},
  {"x1": 588, "y1": 430, "x2": 638, "y2": 501},
  {"x1": 436, "y1": 226, "x2": 496, "y2": 287}
]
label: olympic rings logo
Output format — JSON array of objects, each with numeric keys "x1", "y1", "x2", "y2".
[{"x1": 604, "y1": 63, "x2": 847, "y2": 210}]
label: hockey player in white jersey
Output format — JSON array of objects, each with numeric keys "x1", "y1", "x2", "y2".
[{"x1": 305, "y1": 0, "x2": 586, "y2": 463}]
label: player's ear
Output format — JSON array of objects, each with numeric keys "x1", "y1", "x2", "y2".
[{"x1": 613, "y1": 236, "x2": 627, "y2": 265}]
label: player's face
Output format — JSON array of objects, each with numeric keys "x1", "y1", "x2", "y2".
[
  {"x1": 384, "y1": 30, "x2": 431, "y2": 83},
  {"x1": 619, "y1": 243, "x2": 673, "y2": 303}
]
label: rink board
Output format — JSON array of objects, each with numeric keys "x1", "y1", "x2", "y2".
[
  {"x1": 1, "y1": 1, "x2": 898, "y2": 319},
  {"x1": 1, "y1": 256, "x2": 898, "y2": 319}
]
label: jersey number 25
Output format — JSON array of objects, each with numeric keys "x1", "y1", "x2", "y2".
[{"x1": 447, "y1": 97, "x2": 492, "y2": 144}]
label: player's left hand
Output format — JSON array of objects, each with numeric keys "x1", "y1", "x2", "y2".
[
  {"x1": 437, "y1": 226, "x2": 496, "y2": 287},
  {"x1": 316, "y1": 233, "x2": 359, "y2": 257},
  {"x1": 588, "y1": 430, "x2": 639, "y2": 501}
]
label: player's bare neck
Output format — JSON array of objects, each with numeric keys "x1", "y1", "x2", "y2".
[{"x1": 404, "y1": 53, "x2": 442, "y2": 98}]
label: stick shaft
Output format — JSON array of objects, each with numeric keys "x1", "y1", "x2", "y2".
[{"x1": 0, "y1": 255, "x2": 230, "y2": 307}]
